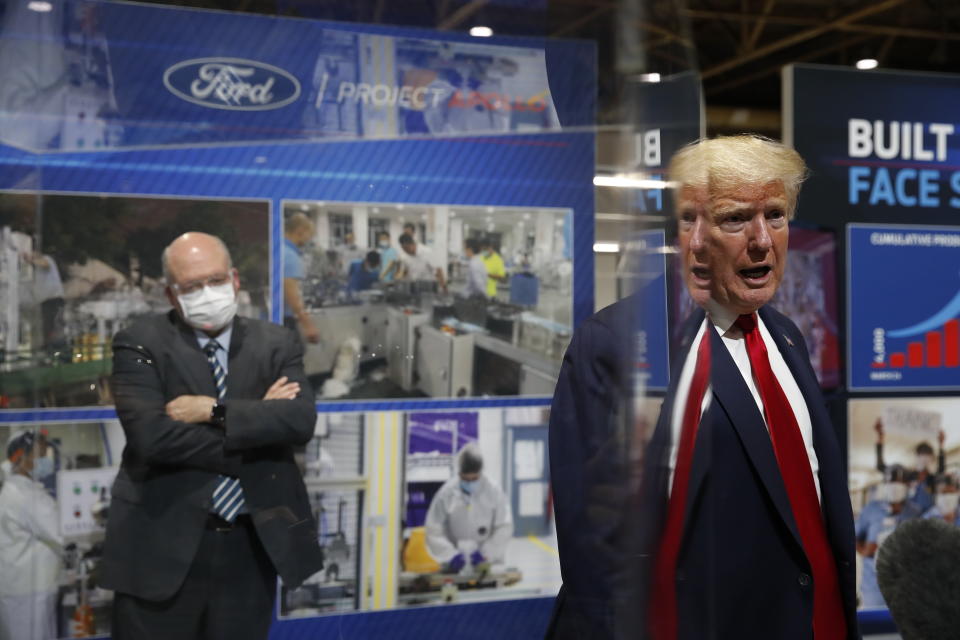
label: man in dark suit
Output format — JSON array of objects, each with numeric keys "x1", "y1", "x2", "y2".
[
  {"x1": 101, "y1": 232, "x2": 323, "y2": 640},
  {"x1": 547, "y1": 136, "x2": 858, "y2": 640}
]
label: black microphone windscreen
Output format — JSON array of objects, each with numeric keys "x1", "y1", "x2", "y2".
[{"x1": 876, "y1": 517, "x2": 960, "y2": 640}]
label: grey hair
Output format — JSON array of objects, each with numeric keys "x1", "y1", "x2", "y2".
[
  {"x1": 668, "y1": 135, "x2": 809, "y2": 218},
  {"x1": 161, "y1": 233, "x2": 233, "y2": 285}
]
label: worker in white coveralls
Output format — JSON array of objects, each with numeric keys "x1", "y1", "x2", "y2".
[{"x1": 425, "y1": 443, "x2": 513, "y2": 573}]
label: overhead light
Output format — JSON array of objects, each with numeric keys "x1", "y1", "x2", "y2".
[
  {"x1": 855, "y1": 58, "x2": 878, "y2": 70},
  {"x1": 594, "y1": 243, "x2": 620, "y2": 253},
  {"x1": 594, "y1": 175, "x2": 673, "y2": 189},
  {"x1": 470, "y1": 26, "x2": 494, "y2": 37},
  {"x1": 639, "y1": 73, "x2": 661, "y2": 83},
  {"x1": 28, "y1": 1, "x2": 52, "y2": 11}
]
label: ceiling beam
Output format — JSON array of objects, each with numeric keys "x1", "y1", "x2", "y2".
[
  {"x1": 745, "y1": 0, "x2": 778, "y2": 52},
  {"x1": 701, "y1": 0, "x2": 910, "y2": 79},
  {"x1": 687, "y1": 9, "x2": 960, "y2": 41},
  {"x1": 552, "y1": 5, "x2": 612, "y2": 37},
  {"x1": 437, "y1": 0, "x2": 489, "y2": 30},
  {"x1": 705, "y1": 33, "x2": 874, "y2": 95}
]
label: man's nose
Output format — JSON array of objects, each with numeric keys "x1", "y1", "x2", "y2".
[
  {"x1": 688, "y1": 217, "x2": 706, "y2": 251},
  {"x1": 748, "y1": 216, "x2": 773, "y2": 250}
]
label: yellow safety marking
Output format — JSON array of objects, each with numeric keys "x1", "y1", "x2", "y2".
[
  {"x1": 374, "y1": 412, "x2": 387, "y2": 608},
  {"x1": 527, "y1": 534, "x2": 559, "y2": 557},
  {"x1": 386, "y1": 412, "x2": 399, "y2": 607}
]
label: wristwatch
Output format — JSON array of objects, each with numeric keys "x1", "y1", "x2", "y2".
[{"x1": 210, "y1": 402, "x2": 227, "y2": 427}]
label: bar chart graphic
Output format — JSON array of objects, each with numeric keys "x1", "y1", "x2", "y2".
[
  {"x1": 848, "y1": 224, "x2": 960, "y2": 390},
  {"x1": 871, "y1": 319, "x2": 960, "y2": 370}
]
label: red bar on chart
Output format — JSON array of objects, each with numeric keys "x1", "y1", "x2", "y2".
[
  {"x1": 927, "y1": 331, "x2": 942, "y2": 367},
  {"x1": 947, "y1": 319, "x2": 960, "y2": 367},
  {"x1": 908, "y1": 342, "x2": 924, "y2": 367},
  {"x1": 890, "y1": 353, "x2": 906, "y2": 368}
]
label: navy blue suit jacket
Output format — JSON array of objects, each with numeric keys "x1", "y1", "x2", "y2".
[{"x1": 546, "y1": 297, "x2": 859, "y2": 640}]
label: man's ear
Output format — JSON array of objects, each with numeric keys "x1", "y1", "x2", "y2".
[{"x1": 165, "y1": 286, "x2": 179, "y2": 310}]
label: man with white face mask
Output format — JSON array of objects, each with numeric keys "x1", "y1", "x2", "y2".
[
  {"x1": 923, "y1": 473, "x2": 960, "y2": 527},
  {"x1": 0, "y1": 429, "x2": 62, "y2": 640},
  {"x1": 101, "y1": 232, "x2": 323, "y2": 640},
  {"x1": 855, "y1": 465, "x2": 919, "y2": 608}
]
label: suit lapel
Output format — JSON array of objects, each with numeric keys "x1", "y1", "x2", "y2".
[
  {"x1": 707, "y1": 317, "x2": 804, "y2": 552},
  {"x1": 761, "y1": 308, "x2": 847, "y2": 540},
  {"x1": 225, "y1": 316, "x2": 252, "y2": 400},
  {"x1": 170, "y1": 312, "x2": 218, "y2": 397},
  {"x1": 645, "y1": 311, "x2": 704, "y2": 521}
]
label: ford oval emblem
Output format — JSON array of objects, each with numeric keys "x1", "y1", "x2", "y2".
[{"x1": 163, "y1": 57, "x2": 301, "y2": 111}]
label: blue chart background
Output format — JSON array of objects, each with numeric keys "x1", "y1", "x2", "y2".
[{"x1": 848, "y1": 224, "x2": 960, "y2": 390}]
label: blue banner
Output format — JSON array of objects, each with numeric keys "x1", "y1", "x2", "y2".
[{"x1": 0, "y1": 0, "x2": 593, "y2": 152}]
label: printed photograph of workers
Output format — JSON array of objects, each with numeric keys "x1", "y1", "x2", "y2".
[
  {"x1": 0, "y1": 191, "x2": 270, "y2": 408},
  {"x1": 280, "y1": 200, "x2": 574, "y2": 401},
  {"x1": 848, "y1": 397, "x2": 960, "y2": 610}
]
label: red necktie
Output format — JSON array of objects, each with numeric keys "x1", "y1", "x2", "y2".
[
  {"x1": 736, "y1": 313, "x2": 847, "y2": 640},
  {"x1": 649, "y1": 328, "x2": 711, "y2": 640}
]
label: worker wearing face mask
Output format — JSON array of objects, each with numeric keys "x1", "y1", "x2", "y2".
[
  {"x1": 424, "y1": 443, "x2": 513, "y2": 573},
  {"x1": 855, "y1": 465, "x2": 920, "y2": 608},
  {"x1": 875, "y1": 419, "x2": 945, "y2": 514},
  {"x1": 376, "y1": 232, "x2": 400, "y2": 283},
  {"x1": 923, "y1": 473, "x2": 960, "y2": 527},
  {"x1": 0, "y1": 429, "x2": 62, "y2": 640}
]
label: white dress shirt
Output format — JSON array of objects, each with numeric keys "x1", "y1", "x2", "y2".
[{"x1": 667, "y1": 303, "x2": 821, "y2": 503}]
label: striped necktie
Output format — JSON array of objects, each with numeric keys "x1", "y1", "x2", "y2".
[{"x1": 204, "y1": 340, "x2": 245, "y2": 522}]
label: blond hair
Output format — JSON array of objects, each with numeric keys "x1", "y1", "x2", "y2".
[{"x1": 668, "y1": 135, "x2": 808, "y2": 218}]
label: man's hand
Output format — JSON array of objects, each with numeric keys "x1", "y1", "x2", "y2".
[
  {"x1": 166, "y1": 395, "x2": 217, "y2": 424},
  {"x1": 301, "y1": 317, "x2": 321, "y2": 344},
  {"x1": 263, "y1": 376, "x2": 300, "y2": 400}
]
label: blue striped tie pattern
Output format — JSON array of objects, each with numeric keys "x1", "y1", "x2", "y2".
[{"x1": 204, "y1": 340, "x2": 245, "y2": 522}]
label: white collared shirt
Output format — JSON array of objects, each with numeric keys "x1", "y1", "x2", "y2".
[{"x1": 668, "y1": 303, "x2": 821, "y2": 503}]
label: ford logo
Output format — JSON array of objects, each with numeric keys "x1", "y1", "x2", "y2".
[{"x1": 163, "y1": 57, "x2": 301, "y2": 111}]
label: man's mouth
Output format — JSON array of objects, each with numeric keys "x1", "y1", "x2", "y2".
[
  {"x1": 739, "y1": 265, "x2": 772, "y2": 281},
  {"x1": 691, "y1": 266, "x2": 710, "y2": 281}
]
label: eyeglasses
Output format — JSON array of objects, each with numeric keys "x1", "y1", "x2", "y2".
[{"x1": 170, "y1": 271, "x2": 233, "y2": 295}]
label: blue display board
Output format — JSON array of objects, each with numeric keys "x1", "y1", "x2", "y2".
[
  {"x1": 0, "y1": 3, "x2": 595, "y2": 638},
  {"x1": 636, "y1": 229, "x2": 670, "y2": 391},
  {"x1": 848, "y1": 223, "x2": 960, "y2": 391}
]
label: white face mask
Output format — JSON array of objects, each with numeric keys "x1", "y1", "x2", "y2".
[
  {"x1": 916, "y1": 454, "x2": 934, "y2": 471},
  {"x1": 177, "y1": 283, "x2": 237, "y2": 332},
  {"x1": 875, "y1": 482, "x2": 909, "y2": 504},
  {"x1": 30, "y1": 455, "x2": 54, "y2": 481},
  {"x1": 936, "y1": 493, "x2": 960, "y2": 515}
]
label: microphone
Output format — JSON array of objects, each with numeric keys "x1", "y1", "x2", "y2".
[{"x1": 876, "y1": 517, "x2": 960, "y2": 639}]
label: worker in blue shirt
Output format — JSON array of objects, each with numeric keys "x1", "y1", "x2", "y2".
[{"x1": 346, "y1": 251, "x2": 381, "y2": 294}]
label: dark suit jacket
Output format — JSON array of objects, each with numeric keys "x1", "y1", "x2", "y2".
[
  {"x1": 100, "y1": 311, "x2": 324, "y2": 601},
  {"x1": 546, "y1": 298, "x2": 859, "y2": 640}
]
